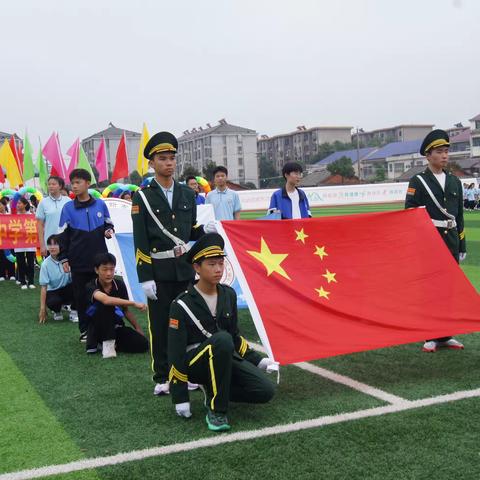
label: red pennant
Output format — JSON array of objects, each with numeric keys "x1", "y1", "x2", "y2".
[{"x1": 111, "y1": 132, "x2": 129, "y2": 182}]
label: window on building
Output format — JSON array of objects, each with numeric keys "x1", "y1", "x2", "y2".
[
  {"x1": 475, "y1": 121, "x2": 480, "y2": 130},
  {"x1": 238, "y1": 157, "x2": 243, "y2": 165},
  {"x1": 222, "y1": 136, "x2": 227, "y2": 145},
  {"x1": 237, "y1": 146, "x2": 243, "y2": 154},
  {"x1": 473, "y1": 137, "x2": 480, "y2": 147}
]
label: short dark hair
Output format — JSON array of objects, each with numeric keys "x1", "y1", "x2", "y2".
[
  {"x1": 282, "y1": 162, "x2": 303, "y2": 179},
  {"x1": 69, "y1": 168, "x2": 91, "y2": 183},
  {"x1": 213, "y1": 166, "x2": 228, "y2": 177},
  {"x1": 46, "y1": 234, "x2": 60, "y2": 245},
  {"x1": 185, "y1": 176, "x2": 197, "y2": 184},
  {"x1": 48, "y1": 176, "x2": 65, "y2": 189},
  {"x1": 93, "y1": 252, "x2": 116, "y2": 269}
]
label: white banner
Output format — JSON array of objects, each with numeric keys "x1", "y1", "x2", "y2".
[{"x1": 236, "y1": 177, "x2": 478, "y2": 211}]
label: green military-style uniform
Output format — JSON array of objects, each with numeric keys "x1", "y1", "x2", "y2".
[
  {"x1": 131, "y1": 132, "x2": 205, "y2": 384},
  {"x1": 168, "y1": 234, "x2": 275, "y2": 428},
  {"x1": 405, "y1": 168, "x2": 465, "y2": 260},
  {"x1": 405, "y1": 129, "x2": 466, "y2": 262},
  {"x1": 405, "y1": 129, "x2": 466, "y2": 348}
]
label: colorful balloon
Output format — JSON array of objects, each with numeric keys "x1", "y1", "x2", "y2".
[
  {"x1": 195, "y1": 176, "x2": 212, "y2": 194},
  {"x1": 11, "y1": 187, "x2": 43, "y2": 214}
]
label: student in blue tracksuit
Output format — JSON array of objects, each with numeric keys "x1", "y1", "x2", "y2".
[
  {"x1": 57, "y1": 169, "x2": 114, "y2": 343},
  {"x1": 268, "y1": 162, "x2": 311, "y2": 219}
]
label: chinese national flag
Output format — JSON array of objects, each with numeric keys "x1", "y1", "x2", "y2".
[
  {"x1": 111, "y1": 132, "x2": 129, "y2": 182},
  {"x1": 220, "y1": 209, "x2": 480, "y2": 365}
]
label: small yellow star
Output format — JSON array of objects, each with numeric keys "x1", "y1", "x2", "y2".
[
  {"x1": 322, "y1": 269, "x2": 337, "y2": 283},
  {"x1": 315, "y1": 286, "x2": 330, "y2": 299},
  {"x1": 247, "y1": 237, "x2": 291, "y2": 280},
  {"x1": 295, "y1": 228, "x2": 309, "y2": 244},
  {"x1": 314, "y1": 245, "x2": 328, "y2": 260}
]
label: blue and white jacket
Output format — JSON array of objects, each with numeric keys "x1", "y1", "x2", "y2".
[
  {"x1": 58, "y1": 196, "x2": 114, "y2": 272},
  {"x1": 268, "y1": 187, "x2": 311, "y2": 219}
]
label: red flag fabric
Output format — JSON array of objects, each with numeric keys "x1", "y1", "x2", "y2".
[
  {"x1": 0, "y1": 163, "x2": 5, "y2": 183},
  {"x1": 220, "y1": 209, "x2": 480, "y2": 365},
  {"x1": 111, "y1": 132, "x2": 129, "y2": 182},
  {"x1": 9, "y1": 137, "x2": 23, "y2": 175}
]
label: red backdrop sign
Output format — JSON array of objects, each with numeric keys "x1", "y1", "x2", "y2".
[{"x1": 0, "y1": 215, "x2": 40, "y2": 249}]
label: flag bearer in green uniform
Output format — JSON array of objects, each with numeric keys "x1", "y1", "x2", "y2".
[
  {"x1": 405, "y1": 129, "x2": 466, "y2": 353},
  {"x1": 168, "y1": 233, "x2": 276, "y2": 431},
  {"x1": 131, "y1": 132, "x2": 217, "y2": 396}
]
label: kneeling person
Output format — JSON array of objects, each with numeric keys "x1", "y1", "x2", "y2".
[
  {"x1": 168, "y1": 233, "x2": 276, "y2": 432},
  {"x1": 85, "y1": 253, "x2": 149, "y2": 358},
  {"x1": 38, "y1": 234, "x2": 77, "y2": 323}
]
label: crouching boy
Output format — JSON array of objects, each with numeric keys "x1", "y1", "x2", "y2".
[
  {"x1": 85, "y1": 253, "x2": 149, "y2": 358},
  {"x1": 168, "y1": 233, "x2": 276, "y2": 432},
  {"x1": 39, "y1": 235, "x2": 77, "y2": 323}
]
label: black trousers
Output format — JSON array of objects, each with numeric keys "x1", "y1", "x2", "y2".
[
  {"x1": 87, "y1": 314, "x2": 148, "y2": 353},
  {"x1": 71, "y1": 271, "x2": 96, "y2": 334},
  {"x1": 0, "y1": 250, "x2": 15, "y2": 278},
  {"x1": 15, "y1": 251, "x2": 35, "y2": 285},
  {"x1": 187, "y1": 332, "x2": 275, "y2": 414},
  {"x1": 148, "y1": 280, "x2": 191, "y2": 383},
  {"x1": 46, "y1": 284, "x2": 75, "y2": 313}
]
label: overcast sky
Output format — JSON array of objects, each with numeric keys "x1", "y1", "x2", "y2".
[{"x1": 1, "y1": 0, "x2": 479, "y2": 151}]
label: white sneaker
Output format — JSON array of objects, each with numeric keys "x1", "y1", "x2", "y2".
[
  {"x1": 9, "y1": 276, "x2": 15, "y2": 281},
  {"x1": 0, "y1": 277, "x2": 5, "y2": 281},
  {"x1": 102, "y1": 340, "x2": 117, "y2": 359},
  {"x1": 437, "y1": 338, "x2": 464, "y2": 350},
  {"x1": 422, "y1": 340, "x2": 437, "y2": 352},
  {"x1": 21, "y1": 285, "x2": 28, "y2": 290},
  {"x1": 153, "y1": 382, "x2": 170, "y2": 396},
  {"x1": 29, "y1": 284, "x2": 36, "y2": 289},
  {"x1": 53, "y1": 312, "x2": 63, "y2": 321},
  {"x1": 16, "y1": 280, "x2": 21, "y2": 285},
  {"x1": 188, "y1": 382, "x2": 199, "y2": 391},
  {"x1": 69, "y1": 310, "x2": 79, "y2": 323}
]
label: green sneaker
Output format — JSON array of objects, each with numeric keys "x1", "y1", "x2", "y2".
[{"x1": 206, "y1": 409, "x2": 231, "y2": 432}]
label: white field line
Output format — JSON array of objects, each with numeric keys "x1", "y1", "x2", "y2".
[
  {"x1": 249, "y1": 342, "x2": 407, "y2": 404},
  {"x1": 2, "y1": 387, "x2": 480, "y2": 480}
]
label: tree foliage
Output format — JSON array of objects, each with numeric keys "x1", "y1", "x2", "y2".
[
  {"x1": 202, "y1": 161, "x2": 218, "y2": 181},
  {"x1": 179, "y1": 165, "x2": 201, "y2": 181},
  {"x1": 326, "y1": 156, "x2": 356, "y2": 183}
]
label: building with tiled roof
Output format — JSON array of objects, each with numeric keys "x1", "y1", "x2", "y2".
[
  {"x1": 257, "y1": 125, "x2": 352, "y2": 173},
  {"x1": 352, "y1": 124, "x2": 433, "y2": 146},
  {"x1": 177, "y1": 119, "x2": 259, "y2": 186},
  {"x1": 469, "y1": 114, "x2": 480, "y2": 158}
]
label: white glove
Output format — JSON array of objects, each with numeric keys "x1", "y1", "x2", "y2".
[
  {"x1": 141, "y1": 280, "x2": 157, "y2": 301},
  {"x1": 459, "y1": 252, "x2": 467, "y2": 262},
  {"x1": 258, "y1": 357, "x2": 280, "y2": 374},
  {"x1": 175, "y1": 402, "x2": 192, "y2": 418},
  {"x1": 204, "y1": 221, "x2": 218, "y2": 234}
]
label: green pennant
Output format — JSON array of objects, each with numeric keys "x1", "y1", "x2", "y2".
[
  {"x1": 22, "y1": 133, "x2": 35, "y2": 181},
  {"x1": 36, "y1": 148, "x2": 48, "y2": 193},
  {"x1": 78, "y1": 145, "x2": 97, "y2": 186}
]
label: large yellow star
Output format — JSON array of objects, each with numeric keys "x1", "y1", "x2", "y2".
[
  {"x1": 315, "y1": 286, "x2": 330, "y2": 299},
  {"x1": 322, "y1": 269, "x2": 337, "y2": 283},
  {"x1": 314, "y1": 245, "x2": 328, "y2": 260},
  {"x1": 247, "y1": 237, "x2": 291, "y2": 280},
  {"x1": 295, "y1": 228, "x2": 309, "y2": 244}
]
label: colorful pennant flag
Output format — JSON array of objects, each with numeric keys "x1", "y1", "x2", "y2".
[
  {"x1": 0, "y1": 162, "x2": 5, "y2": 183},
  {"x1": 36, "y1": 147, "x2": 48, "y2": 192},
  {"x1": 66, "y1": 138, "x2": 80, "y2": 178},
  {"x1": 9, "y1": 136, "x2": 23, "y2": 175},
  {"x1": 22, "y1": 133, "x2": 35, "y2": 182},
  {"x1": 220, "y1": 209, "x2": 480, "y2": 365},
  {"x1": 0, "y1": 140, "x2": 23, "y2": 187},
  {"x1": 78, "y1": 145, "x2": 97, "y2": 186},
  {"x1": 95, "y1": 138, "x2": 108, "y2": 182},
  {"x1": 136, "y1": 123, "x2": 150, "y2": 176},
  {"x1": 111, "y1": 132, "x2": 129, "y2": 182},
  {"x1": 42, "y1": 132, "x2": 67, "y2": 180}
]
